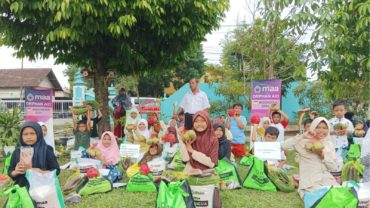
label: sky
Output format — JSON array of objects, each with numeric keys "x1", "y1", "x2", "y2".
[{"x1": 0, "y1": 0, "x2": 252, "y2": 89}]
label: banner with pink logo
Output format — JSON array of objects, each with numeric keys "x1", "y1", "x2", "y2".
[
  {"x1": 25, "y1": 88, "x2": 54, "y2": 150},
  {"x1": 251, "y1": 79, "x2": 282, "y2": 118}
]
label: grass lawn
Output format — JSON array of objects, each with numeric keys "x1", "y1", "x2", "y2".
[{"x1": 0, "y1": 148, "x2": 304, "y2": 208}]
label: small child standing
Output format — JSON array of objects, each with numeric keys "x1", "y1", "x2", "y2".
[
  {"x1": 220, "y1": 115, "x2": 226, "y2": 125},
  {"x1": 225, "y1": 103, "x2": 247, "y2": 158},
  {"x1": 298, "y1": 112, "x2": 316, "y2": 135},
  {"x1": 266, "y1": 103, "x2": 289, "y2": 144},
  {"x1": 173, "y1": 102, "x2": 185, "y2": 128},
  {"x1": 38, "y1": 122, "x2": 54, "y2": 149},
  {"x1": 71, "y1": 106, "x2": 92, "y2": 150},
  {"x1": 82, "y1": 105, "x2": 102, "y2": 140},
  {"x1": 329, "y1": 101, "x2": 354, "y2": 159}
]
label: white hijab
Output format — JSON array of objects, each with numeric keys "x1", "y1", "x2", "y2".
[
  {"x1": 37, "y1": 122, "x2": 54, "y2": 148},
  {"x1": 249, "y1": 117, "x2": 271, "y2": 149},
  {"x1": 124, "y1": 108, "x2": 141, "y2": 136},
  {"x1": 134, "y1": 119, "x2": 150, "y2": 140},
  {"x1": 360, "y1": 131, "x2": 370, "y2": 159}
]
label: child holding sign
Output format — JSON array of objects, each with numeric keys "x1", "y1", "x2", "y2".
[
  {"x1": 253, "y1": 126, "x2": 286, "y2": 169},
  {"x1": 282, "y1": 117, "x2": 338, "y2": 199}
]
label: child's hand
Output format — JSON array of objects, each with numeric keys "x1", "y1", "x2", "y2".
[
  {"x1": 177, "y1": 126, "x2": 185, "y2": 137},
  {"x1": 91, "y1": 142, "x2": 98, "y2": 148},
  {"x1": 253, "y1": 124, "x2": 258, "y2": 127},
  {"x1": 185, "y1": 139, "x2": 195, "y2": 153},
  {"x1": 88, "y1": 106, "x2": 93, "y2": 111},
  {"x1": 270, "y1": 102, "x2": 277, "y2": 109},
  {"x1": 302, "y1": 130, "x2": 315, "y2": 140},
  {"x1": 15, "y1": 162, "x2": 25, "y2": 175}
]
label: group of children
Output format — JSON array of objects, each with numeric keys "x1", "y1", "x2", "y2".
[{"x1": 5, "y1": 99, "x2": 370, "y2": 204}]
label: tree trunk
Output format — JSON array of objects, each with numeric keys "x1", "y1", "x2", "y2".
[
  {"x1": 93, "y1": 51, "x2": 111, "y2": 136},
  {"x1": 263, "y1": 22, "x2": 267, "y2": 79},
  {"x1": 132, "y1": 66, "x2": 142, "y2": 116},
  {"x1": 268, "y1": 21, "x2": 278, "y2": 79}
]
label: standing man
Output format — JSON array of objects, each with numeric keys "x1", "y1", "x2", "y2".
[{"x1": 172, "y1": 78, "x2": 210, "y2": 130}]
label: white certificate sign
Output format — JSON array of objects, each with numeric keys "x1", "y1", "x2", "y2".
[
  {"x1": 120, "y1": 144, "x2": 140, "y2": 158},
  {"x1": 254, "y1": 142, "x2": 281, "y2": 160}
]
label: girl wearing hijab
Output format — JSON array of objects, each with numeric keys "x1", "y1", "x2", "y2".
[
  {"x1": 37, "y1": 122, "x2": 54, "y2": 150},
  {"x1": 159, "y1": 119, "x2": 179, "y2": 142},
  {"x1": 112, "y1": 87, "x2": 132, "y2": 138},
  {"x1": 148, "y1": 112, "x2": 163, "y2": 135},
  {"x1": 250, "y1": 117, "x2": 271, "y2": 150},
  {"x1": 138, "y1": 143, "x2": 164, "y2": 167},
  {"x1": 178, "y1": 111, "x2": 219, "y2": 173},
  {"x1": 127, "y1": 119, "x2": 150, "y2": 152},
  {"x1": 213, "y1": 123, "x2": 231, "y2": 160},
  {"x1": 282, "y1": 117, "x2": 338, "y2": 199},
  {"x1": 360, "y1": 131, "x2": 370, "y2": 182},
  {"x1": 162, "y1": 126, "x2": 179, "y2": 145},
  {"x1": 353, "y1": 117, "x2": 369, "y2": 137},
  {"x1": 8, "y1": 121, "x2": 60, "y2": 190},
  {"x1": 88, "y1": 131, "x2": 123, "y2": 182},
  {"x1": 124, "y1": 108, "x2": 141, "y2": 136}
]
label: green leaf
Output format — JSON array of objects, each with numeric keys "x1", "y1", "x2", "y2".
[{"x1": 54, "y1": 11, "x2": 62, "y2": 22}]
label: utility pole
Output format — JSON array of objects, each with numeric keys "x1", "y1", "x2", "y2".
[{"x1": 19, "y1": 58, "x2": 23, "y2": 111}]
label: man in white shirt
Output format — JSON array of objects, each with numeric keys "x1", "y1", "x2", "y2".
[{"x1": 172, "y1": 78, "x2": 210, "y2": 130}]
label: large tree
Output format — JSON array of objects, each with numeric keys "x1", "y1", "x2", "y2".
[
  {"x1": 310, "y1": 0, "x2": 370, "y2": 114},
  {"x1": 137, "y1": 46, "x2": 207, "y2": 97},
  {"x1": 0, "y1": 0, "x2": 229, "y2": 132}
]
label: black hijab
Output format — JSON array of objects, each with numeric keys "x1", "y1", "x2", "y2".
[
  {"x1": 353, "y1": 117, "x2": 369, "y2": 135},
  {"x1": 20, "y1": 121, "x2": 51, "y2": 170},
  {"x1": 345, "y1": 112, "x2": 354, "y2": 124},
  {"x1": 213, "y1": 123, "x2": 231, "y2": 160},
  {"x1": 112, "y1": 87, "x2": 132, "y2": 110}
]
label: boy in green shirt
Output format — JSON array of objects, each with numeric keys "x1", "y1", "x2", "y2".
[{"x1": 71, "y1": 106, "x2": 92, "y2": 150}]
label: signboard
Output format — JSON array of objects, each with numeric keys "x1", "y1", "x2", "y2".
[
  {"x1": 251, "y1": 79, "x2": 282, "y2": 118},
  {"x1": 25, "y1": 88, "x2": 54, "y2": 150},
  {"x1": 0, "y1": 92, "x2": 21, "y2": 99},
  {"x1": 120, "y1": 144, "x2": 140, "y2": 158},
  {"x1": 254, "y1": 142, "x2": 282, "y2": 160}
]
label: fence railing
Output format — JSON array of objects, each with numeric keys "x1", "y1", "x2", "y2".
[{"x1": 0, "y1": 99, "x2": 83, "y2": 125}]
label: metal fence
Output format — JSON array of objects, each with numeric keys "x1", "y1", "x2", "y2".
[{"x1": 0, "y1": 99, "x2": 82, "y2": 125}]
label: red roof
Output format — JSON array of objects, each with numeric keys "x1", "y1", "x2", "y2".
[{"x1": 0, "y1": 68, "x2": 63, "y2": 91}]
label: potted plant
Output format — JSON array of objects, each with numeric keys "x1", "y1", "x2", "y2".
[
  {"x1": 0, "y1": 105, "x2": 23, "y2": 156},
  {"x1": 60, "y1": 123, "x2": 73, "y2": 145}
]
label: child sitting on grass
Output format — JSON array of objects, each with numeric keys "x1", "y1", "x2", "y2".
[
  {"x1": 225, "y1": 103, "x2": 247, "y2": 158},
  {"x1": 213, "y1": 122, "x2": 231, "y2": 160},
  {"x1": 266, "y1": 103, "x2": 289, "y2": 144},
  {"x1": 138, "y1": 143, "x2": 163, "y2": 167},
  {"x1": 124, "y1": 108, "x2": 141, "y2": 136},
  {"x1": 71, "y1": 106, "x2": 92, "y2": 150},
  {"x1": 282, "y1": 117, "x2": 338, "y2": 199},
  {"x1": 255, "y1": 126, "x2": 286, "y2": 169},
  {"x1": 8, "y1": 121, "x2": 60, "y2": 190},
  {"x1": 89, "y1": 131, "x2": 123, "y2": 182},
  {"x1": 250, "y1": 117, "x2": 271, "y2": 150},
  {"x1": 127, "y1": 119, "x2": 150, "y2": 152}
]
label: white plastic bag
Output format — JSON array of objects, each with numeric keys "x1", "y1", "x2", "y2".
[
  {"x1": 190, "y1": 185, "x2": 215, "y2": 208},
  {"x1": 26, "y1": 170, "x2": 65, "y2": 208},
  {"x1": 69, "y1": 147, "x2": 84, "y2": 170},
  {"x1": 147, "y1": 156, "x2": 167, "y2": 177},
  {"x1": 358, "y1": 182, "x2": 370, "y2": 208}
]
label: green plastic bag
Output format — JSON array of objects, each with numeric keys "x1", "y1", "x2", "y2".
[
  {"x1": 156, "y1": 180, "x2": 196, "y2": 208},
  {"x1": 214, "y1": 158, "x2": 242, "y2": 189},
  {"x1": 311, "y1": 187, "x2": 358, "y2": 208},
  {"x1": 170, "y1": 151, "x2": 185, "y2": 171},
  {"x1": 354, "y1": 158, "x2": 365, "y2": 175},
  {"x1": 77, "y1": 175, "x2": 113, "y2": 196},
  {"x1": 126, "y1": 172, "x2": 157, "y2": 192},
  {"x1": 0, "y1": 185, "x2": 36, "y2": 208},
  {"x1": 3, "y1": 152, "x2": 13, "y2": 175},
  {"x1": 242, "y1": 157, "x2": 277, "y2": 192},
  {"x1": 344, "y1": 143, "x2": 362, "y2": 163},
  {"x1": 240, "y1": 155, "x2": 254, "y2": 166}
]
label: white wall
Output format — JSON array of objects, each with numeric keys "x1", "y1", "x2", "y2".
[{"x1": 38, "y1": 76, "x2": 54, "y2": 88}]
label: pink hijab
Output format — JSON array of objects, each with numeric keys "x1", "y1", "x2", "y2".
[{"x1": 96, "y1": 131, "x2": 121, "y2": 168}]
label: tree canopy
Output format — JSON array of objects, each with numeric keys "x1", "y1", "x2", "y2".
[{"x1": 1, "y1": 0, "x2": 229, "y2": 132}]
